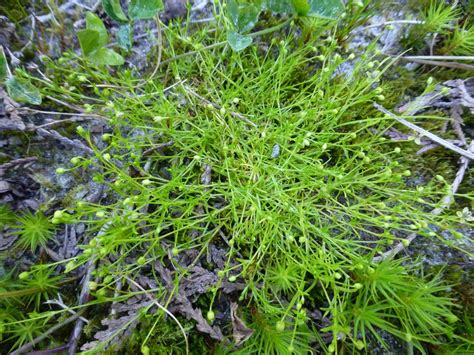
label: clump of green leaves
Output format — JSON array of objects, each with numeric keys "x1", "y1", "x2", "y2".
[
  {"x1": 226, "y1": 0, "x2": 344, "y2": 51},
  {"x1": 0, "y1": 266, "x2": 63, "y2": 351},
  {"x1": 340, "y1": 259, "x2": 460, "y2": 352},
  {"x1": 101, "y1": 0, "x2": 164, "y2": 51},
  {"x1": 404, "y1": 1, "x2": 474, "y2": 56},
  {"x1": 78, "y1": 12, "x2": 125, "y2": 66},
  {"x1": 11, "y1": 211, "x2": 56, "y2": 252},
  {"x1": 0, "y1": 46, "x2": 41, "y2": 105},
  {"x1": 0, "y1": 204, "x2": 15, "y2": 228}
]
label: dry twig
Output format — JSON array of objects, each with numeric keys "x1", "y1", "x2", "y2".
[{"x1": 374, "y1": 103, "x2": 474, "y2": 160}]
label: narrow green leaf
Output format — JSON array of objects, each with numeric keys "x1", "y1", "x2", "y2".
[
  {"x1": 0, "y1": 46, "x2": 8, "y2": 82},
  {"x1": 88, "y1": 48, "x2": 124, "y2": 66},
  {"x1": 117, "y1": 24, "x2": 132, "y2": 51},
  {"x1": 85, "y1": 12, "x2": 108, "y2": 47},
  {"x1": 307, "y1": 0, "x2": 344, "y2": 19},
  {"x1": 227, "y1": 31, "x2": 253, "y2": 52},
  {"x1": 129, "y1": 0, "x2": 164, "y2": 20},
  {"x1": 6, "y1": 77, "x2": 42, "y2": 105},
  {"x1": 77, "y1": 29, "x2": 103, "y2": 56},
  {"x1": 102, "y1": 0, "x2": 128, "y2": 23},
  {"x1": 227, "y1": 0, "x2": 260, "y2": 33}
]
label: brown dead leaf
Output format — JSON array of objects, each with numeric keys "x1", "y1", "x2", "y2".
[{"x1": 230, "y1": 302, "x2": 254, "y2": 346}]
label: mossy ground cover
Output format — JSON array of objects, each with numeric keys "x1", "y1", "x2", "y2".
[{"x1": 0, "y1": 1, "x2": 473, "y2": 354}]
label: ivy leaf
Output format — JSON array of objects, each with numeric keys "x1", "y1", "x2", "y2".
[
  {"x1": 88, "y1": 48, "x2": 124, "y2": 66},
  {"x1": 77, "y1": 29, "x2": 103, "y2": 56},
  {"x1": 129, "y1": 0, "x2": 164, "y2": 20},
  {"x1": 264, "y1": 0, "x2": 294, "y2": 13},
  {"x1": 5, "y1": 77, "x2": 42, "y2": 105},
  {"x1": 0, "y1": 46, "x2": 8, "y2": 82},
  {"x1": 291, "y1": 0, "x2": 310, "y2": 15},
  {"x1": 227, "y1": 0, "x2": 260, "y2": 33},
  {"x1": 102, "y1": 0, "x2": 128, "y2": 23},
  {"x1": 227, "y1": 31, "x2": 253, "y2": 52},
  {"x1": 85, "y1": 12, "x2": 108, "y2": 47},
  {"x1": 307, "y1": 0, "x2": 344, "y2": 19},
  {"x1": 117, "y1": 24, "x2": 132, "y2": 51}
]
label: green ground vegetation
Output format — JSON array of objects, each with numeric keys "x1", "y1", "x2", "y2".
[{"x1": 0, "y1": 1, "x2": 473, "y2": 353}]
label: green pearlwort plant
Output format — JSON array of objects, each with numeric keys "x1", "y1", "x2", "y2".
[{"x1": 2, "y1": 0, "x2": 473, "y2": 353}]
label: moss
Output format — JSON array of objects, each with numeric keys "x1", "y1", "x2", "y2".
[{"x1": 0, "y1": 0, "x2": 29, "y2": 23}]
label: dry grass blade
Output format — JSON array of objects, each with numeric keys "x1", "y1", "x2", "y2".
[
  {"x1": 374, "y1": 103, "x2": 474, "y2": 160},
  {"x1": 403, "y1": 55, "x2": 474, "y2": 61},
  {"x1": 399, "y1": 58, "x2": 474, "y2": 71}
]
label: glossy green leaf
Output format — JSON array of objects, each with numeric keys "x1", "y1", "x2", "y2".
[
  {"x1": 264, "y1": 0, "x2": 294, "y2": 13},
  {"x1": 77, "y1": 29, "x2": 103, "y2": 56},
  {"x1": 88, "y1": 48, "x2": 124, "y2": 66},
  {"x1": 291, "y1": 0, "x2": 310, "y2": 15},
  {"x1": 117, "y1": 24, "x2": 132, "y2": 51},
  {"x1": 227, "y1": 0, "x2": 260, "y2": 33},
  {"x1": 6, "y1": 77, "x2": 42, "y2": 105},
  {"x1": 307, "y1": 0, "x2": 344, "y2": 19},
  {"x1": 0, "y1": 46, "x2": 8, "y2": 82},
  {"x1": 227, "y1": 31, "x2": 253, "y2": 52},
  {"x1": 85, "y1": 12, "x2": 108, "y2": 47},
  {"x1": 102, "y1": 0, "x2": 128, "y2": 23},
  {"x1": 129, "y1": 0, "x2": 164, "y2": 20}
]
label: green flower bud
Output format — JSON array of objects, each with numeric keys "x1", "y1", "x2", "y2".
[
  {"x1": 354, "y1": 340, "x2": 365, "y2": 350},
  {"x1": 70, "y1": 157, "x2": 81, "y2": 165},
  {"x1": 137, "y1": 256, "x2": 146, "y2": 265},
  {"x1": 102, "y1": 133, "x2": 113, "y2": 142},
  {"x1": 95, "y1": 211, "x2": 105, "y2": 218},
  {"x1": 56, "y1": 167, "x2": 66, "y2": 174},
  {"x1": 19, "y1": 271, "x2": 30, "y2": 280},
  {"x1": 275, "y1": 320, "x2": 285, "y2": 332},
  {"x1": 207, "y1": 310, "x2": 215, "y2": 322},
  {"x1": 76, "y1": 126, "x2": 85, "y2": 135},
  {"x1": 142, "y1": 179, "x2": 152, "y2": 186}
]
